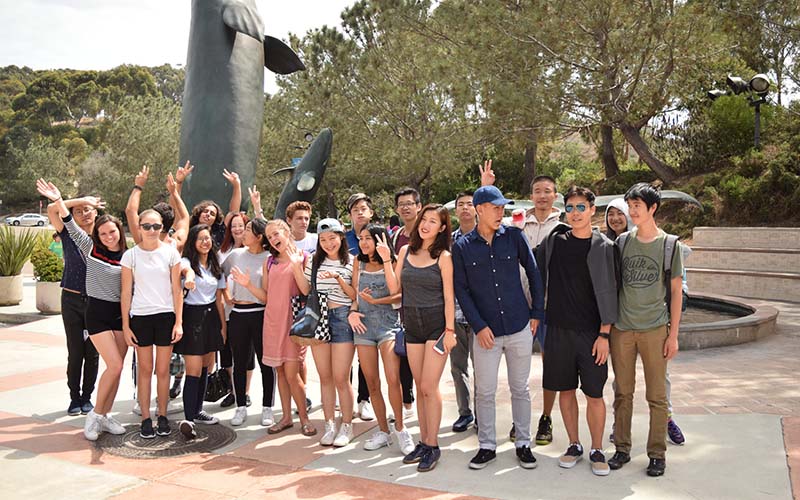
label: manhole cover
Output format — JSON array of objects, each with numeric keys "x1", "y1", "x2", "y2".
[{"x1": 96, "y1": 424, "x2": 237, "y2": 459}]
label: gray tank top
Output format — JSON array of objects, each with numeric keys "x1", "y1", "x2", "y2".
[{"x1": 401, "y1": 252, "x2": 443, "y2": 308}]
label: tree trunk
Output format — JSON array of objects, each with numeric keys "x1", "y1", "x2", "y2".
[
  {"x1": 522, "y1": 129, "x2": 538, "y2": 194},
  {"x1": 600, "y1": 124, "x2": 619, "y2": 178},
  {"x1": 618, "y1": 122, "x2": 678, "y2": 183}
]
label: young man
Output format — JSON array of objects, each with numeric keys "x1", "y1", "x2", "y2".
[
  {"x1": 344, "y1": 192, "x2": 375, "y2": 421},
  {"x1": 608, "y1": 182, "x2": 683, "y2": 477},
  {"x1": 536, "y1": 186, "x2": 618, "y2": 476},
  {"x1": 285, "y1": 201, "x2": 318, "y2": 253},
  {"x1": 391, "y1": 187, "x2": 421, "y2": 420},
  {"x1": 453, "y1": 185, "x2": 544, "y2": 471},
  {"x1": 46, "y1": 192, "x2": 102, "y2": 416},
  {"x1": 450, "y1": 191, "x2": 476, "y2": 432}
]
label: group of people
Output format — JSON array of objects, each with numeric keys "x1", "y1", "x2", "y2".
[{"x1": 39, "y1": 158, "x2": 686, "y2": 477}]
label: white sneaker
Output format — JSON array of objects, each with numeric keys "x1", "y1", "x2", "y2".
[
  {"x1": 231, "y1": 406, "x2": 247, "y2": 426},
  {"x1": 132, "y1": 400, "x2": 142, "y2": 416},
  {"x1": 363, "y1": 430, "x2": 392, "y2": 450},
  {"x1": 333, "y1": 422, "x2": 354, "y2": 447},
  {"x1": 358, "y1": 401, "x2": 375, "y2": 421},
  {"x1": 394, "y1": 427, "x2": 415, "y2": 455},
  {"x1": 261, "y1": 407, "x2": 274, "y2": 427},
  {"x1": 320, "y1": 420, "x2": 337, "y2": 446},
  {"x1": 83, "y1": 410, "x2": 102, "y2": 441},
  {"x1": 102, "y1": 414, "x2": 126, "y2": 435},
  {"x1": 403, "y1": 405, "x2": 415, "y2": 421}
]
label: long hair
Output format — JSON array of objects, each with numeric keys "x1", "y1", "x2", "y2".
[
  {"x1": 264, "y1": 219, "x2": 296, "y2": 258},
  {"x1": 313, "y1": 230, "x2": 349, "y2": 269},
  {"x1": 357, "y1": 224, "x2": 396, "y2": 264},
  {"x1": 182, "y1": 224, "x2": 223, "y2": 279},
  {"x1": 91, "y1": 214, "x2": 126, "y2": 253},
  {"x1": 408, "y1": 204, "x2": 452, "y2": 259},
  {"x1": 190, "y1": 200, "x2": 223, "y2": 226},
  {"x1": 220, "y1": 212, "x2": 249, "y2": 253}
]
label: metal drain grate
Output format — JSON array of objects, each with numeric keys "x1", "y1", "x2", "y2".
[{"x1": 95, "y1": 424, "x2": 237, "y2": 459}]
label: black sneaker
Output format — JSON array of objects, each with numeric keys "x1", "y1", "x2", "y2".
[
  {"x1": 403, "y1": 442, "x2": 429, "y2": 464},
  {"x1": 608, "y1": 451, "x2": 631, "y2": 470},
  {"x1": 67, "y1": 400, "x2": 82, "y2": 416},
  {"x1": 535, "y1": 414, "x2": 553, "y2": 445},
  {"x1": 469, "y1": 448, "x2": 497, "y2": 470},
  {"x1": 169, "y1": 377, "x2": 183, "y2": 399},
  {"x1": 179, "y1": 420, "x2": 197, "y2": 440},
  {"x1": 509, "y1": 423, "x2": 516, "y2": 442},
  {"x1": 417, "y1": 446, "x2": 440, "y2": 472},
  {"x1": 516, "y1": 445, "x2": 538, "y2": 469},
  {"x1": 647, "y1": 457, "x2": 666, "y2": 477},
  {"x1": 140, "y1": 418, "x2": 156, "y2": 439},
  {"x1": 156, "y1": 415, "x2": 171, "y2": 436},
  {"x1": 559, "y1": 443, "x2": 584, "y2": 468},
  {"x1": 80, "y1": 400, "x2": 94, "y2": 415},
  {"x1": 452, "y1": 414, "x2": 474, "y2": 433},
  {"x1": 220, "y1": 392, "x2": 235, "y2": 408}
]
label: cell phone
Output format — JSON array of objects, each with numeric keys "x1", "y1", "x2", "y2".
[{"x1": 433, "y1": 331, "x2": 446, "y2": 355}]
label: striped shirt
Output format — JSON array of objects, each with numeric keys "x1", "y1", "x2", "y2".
[
  {"x1": 304, "y1": 255, "x2": 354, "y2": 306},
  {"x1": 62, "y1": 215, "x2": 125, "y2": 302}
]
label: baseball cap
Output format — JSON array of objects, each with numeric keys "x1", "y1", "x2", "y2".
[
  {"x1": 317, "y1": 218, "x2": 344, "y2": 234},
  {"x1": 472, "y1": 186, "x2": 514, "y2": 206}
]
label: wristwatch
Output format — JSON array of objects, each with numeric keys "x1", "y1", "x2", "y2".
[{"x1": 598, "y1": 332, "x2": 610, "y2": 339}]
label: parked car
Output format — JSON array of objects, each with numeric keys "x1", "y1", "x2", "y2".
[{"x1": 4, "y1": 213, "x2": 49, "y2": 226}]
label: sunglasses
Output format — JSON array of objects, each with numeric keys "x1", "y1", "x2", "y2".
[
  {"x1": 564, "y1": 203, "x2": 590, "y2": 213},
  {"x1": 140, "y1": 223, "x2": 163, "y2": 231}
]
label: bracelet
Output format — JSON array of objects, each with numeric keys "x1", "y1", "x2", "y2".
[
  {"x1": 598, "y1": 332, "x2": 610, "y2": 339},
  {"x1": 445, "y1": 327, "x2": 455, "y2": 333},
  {"x1": 132, "y1": 185, "x2": 143, "y2": 191}
]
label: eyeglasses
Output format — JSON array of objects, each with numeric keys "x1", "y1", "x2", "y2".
[
  {"x1": 397, "y1": 201, "x2": 418, "y2": 208},
  {"x1": 73, "y1": 207, "x2": 96, "y2": 216},
  {"x1": 197, "y1": 237, "x2": 213, "y2": 243},
  {"x1": 141, "y1": 223, "x2": 163, "y2": 231},
  {"x1": 564, "y1": 203, "x2": 589, "y2": 213}
]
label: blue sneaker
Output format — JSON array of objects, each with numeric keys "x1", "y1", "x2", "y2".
[
  {"x1": 81, "y1": 400, "x2": 94, "y2": 415},
  {"x1": 667, "y1": 418, "x2": 685, "y2": 445},
  {"x1": 417, "y1": 446, "x2": 440, "y2": 472},
  {"x1": 452, "y1": 414, "x2": 474, "y2": 433},
  {"x1": 67, "y1": 400, "x2": 82, "y2": 416},
  {"x1": 402, "y1": 442, "x2": 429, "y2": 464}
]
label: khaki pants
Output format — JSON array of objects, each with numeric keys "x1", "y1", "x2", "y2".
[{"x1": 610, "y1": 325, "x2": 669, "y2": 459}]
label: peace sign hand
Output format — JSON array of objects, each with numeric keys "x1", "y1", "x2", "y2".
[
  {"x1": 376, "y1": 233, "x2": 392, "y2": 262},
  {"x1": 248, "y1": 185, "x2": 261, "y2": 209},
  {"x1": 36, "y1": 178, "x2": 62, "y2": 202},
  {"x1": 479, "y1": 159, "x2": 495, "y2": 186},
  {"x1": 134, "y1": 165, "x2": 149, "y2": 188},
  {"x1": 175, "y1": 160, "x2": 194, "y2": 184}
]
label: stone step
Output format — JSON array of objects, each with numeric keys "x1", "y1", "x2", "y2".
[
  {"x1": 687, "y1": 267, "x2": 800, "y2": 303},
  {"x1": 691, "y1": 227, "x2": 800, "y2": 250},
  {"x1": 686, "y1": 246, "x2": 800, "y2": 273}
]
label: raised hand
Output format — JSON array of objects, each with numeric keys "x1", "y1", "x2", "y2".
[
  {"x1": 175, "y1": 160, "x2": 194, "y2": 184},
  {"x1": 134, "y1": 165, "x2": 149, "y2": 188},
  {"x1": 223, "y1": 168, "x2": 240, "y2": 186},
  {"x1": 289, "y1": 247, "x2": 305, "y2": 266},
  {"x1": 248, "y1": 185, "x2": 261, "y2": 211},
  {"x1": 82, "y1": 196, "x2": 107, "y2": 210},
  {"x1": 230, "y1": 266, "x2": 251, "y2": 287},
  {"x1": 376, "y1": 233, "x2": 392, "y2": 262},
  {"x1": 166, "y1": 172, "x2": 178, "y2": 194},
  {"x1": 36, "y1": 178, "x2": 62, "y2": 202},
  {"x1": 479, "y1": 159, "x2": 496, "y2": 186}
]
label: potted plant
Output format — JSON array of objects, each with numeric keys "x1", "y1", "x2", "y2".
[
  {"x1": 0, "y1": 225, "x2": 39, "y2": 306},
  {"x1": 30, "y1": 235, "x2": 64, "y2": 314}
]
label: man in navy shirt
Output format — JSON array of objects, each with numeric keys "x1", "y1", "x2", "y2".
[{"x1": 453, "y1": 186, "x2": 544, "y2": 471}]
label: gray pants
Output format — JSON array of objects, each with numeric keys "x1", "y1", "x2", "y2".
[
  {"x1": 451, "y1": 322, "x2": 475, "y2": 417},
  {"x1": 474, "y1": 327, "x2": 532, "y2": 450}
]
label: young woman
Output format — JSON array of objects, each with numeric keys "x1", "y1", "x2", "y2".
[
  {"x1": 258, "y1": 220, "x2": 316, "y2": 437},
  {"x1": 120, "y1": 209, "x2": 183, "y2": 439},
  {"x1": 175, "y1": 224, "x2": 227, "y2": 439},
  {"x1": 386, "y1": 204, "x2": 456, "y2": 472},
  {"x1": 223, "y1": 218, "x2": 276, "y2": 427},
  {"x1": 348, "y1": 224, "x2": 415, "y2": 456},
  {"x1": 293, "y1": 218, "x2": 357, "y2": 446},
  {"x1": 36, "y1": 179, "x2": 128, "y2": 441},
  {"x1": 604, "y1": 198, "x2": 632, "y2": 240}
]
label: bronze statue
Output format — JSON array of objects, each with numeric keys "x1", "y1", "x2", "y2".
[{"x1": 273, "y1": 128, "x2": 333, "y2": 219}]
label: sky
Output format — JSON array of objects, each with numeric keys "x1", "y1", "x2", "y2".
[{"x1": 0, "y1": 0, "x2": 355, "y2": 93}]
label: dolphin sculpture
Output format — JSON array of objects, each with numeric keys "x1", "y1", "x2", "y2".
[
  {"x1": 179, "y1": 0, "x2": 305, "y2": 211},
  {"x1": 273, "y1": 128, "x2": 333, "y2": 219}
]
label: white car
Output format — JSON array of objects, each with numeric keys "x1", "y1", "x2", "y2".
[{"x1": 5, "y1": 213, "x2": 49, "y2": 226}]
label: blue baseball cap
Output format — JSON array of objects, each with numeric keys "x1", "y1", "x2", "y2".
[{"x1": 473, "y1": 186, "x2": 514, "y2": 206}]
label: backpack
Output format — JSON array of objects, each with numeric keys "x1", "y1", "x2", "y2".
[{"x1": 617, "y1": 230, "x2": 680, "y2": 312}]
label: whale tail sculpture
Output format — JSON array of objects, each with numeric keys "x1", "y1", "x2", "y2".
[{"x1": 273, "y1": 128, "x2": 333, "y2": 219}]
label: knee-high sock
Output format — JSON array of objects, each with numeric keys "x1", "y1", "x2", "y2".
[
  {"x1": 182, "y1": 375, "x2": 200, "y2": 421},
  {"x1": 196, "y1": 368, "x2": 208, "y2": 416}
]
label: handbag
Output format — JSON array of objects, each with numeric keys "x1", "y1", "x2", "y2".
[
  {"x1": 290, "y1": 258, "x2": 330, "y2": 346},
  {"x1": 393, "y1": 325, "x2": 407, "y2": 357},
  {"x1": 204, "y1": 353, "x2": 232, "y2": 402}
]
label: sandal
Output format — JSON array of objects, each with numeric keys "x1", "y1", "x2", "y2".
[
  {"x1": 267, "y1": 420, "x2": 294, "y2": 435},
  {"x1": 301, "y1": 422, "x2": 317, "y2": 437}
]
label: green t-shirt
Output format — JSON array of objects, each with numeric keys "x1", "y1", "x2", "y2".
[
  {"x1": 616, "y1": 229, "x2": 684, "y2": 331},
  {"x1": 48, "y1": 241, "x2": 63, "y2": 259}
]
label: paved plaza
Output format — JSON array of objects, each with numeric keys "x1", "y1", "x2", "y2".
[{"x1": 0, "y1": 279, "x2": 797, "y2": 499}]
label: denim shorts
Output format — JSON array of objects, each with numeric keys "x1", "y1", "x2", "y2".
[
  {"x1": 327, "y1": 305, "x2": 354, "y2": 344},
  {"x1": 354, "y1": 308, "x2": 398, "y2": 347},
  {"x1": 403, "y1": 304, "x2": 445, "y2": 344}
]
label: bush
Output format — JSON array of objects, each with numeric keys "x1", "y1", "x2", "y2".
[
  {"x1": 30, "y1": 236, "x2": 63, "y2": 282},
  {"x1": 0, "y1": 225, "x2": 39, "y2": 276}
]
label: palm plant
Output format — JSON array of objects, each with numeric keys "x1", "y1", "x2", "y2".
[{"x1": 0, "y1": 225, "x2": 39, "y2": 276}]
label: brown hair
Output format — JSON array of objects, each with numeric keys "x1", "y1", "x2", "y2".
[
  {"x1": 190, "y1": 200, "x2": 223, "y2": 226},
  {"x1": 408, "y1": 204, "x2": 452, "y2": 259},
  {"x1": 285, "y1": 200, "x2": 312, "y2": 220},
  {"x1": 220, "y1": 212, "x2": 249, "y2": 253},
  {"x1": 92, "y1": 214, "x2": 127, "y2": 253}
]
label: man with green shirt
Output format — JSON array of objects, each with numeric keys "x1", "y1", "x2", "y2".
[{"x1": 608, "y1": 183, "x2": 683, "y2": 477}]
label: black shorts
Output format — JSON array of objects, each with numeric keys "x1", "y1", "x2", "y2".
[
  {"x1": 542, "y1": 325, "x2": 607, "y2": 398},
  {"x1": 403, "y1": 305, "x2": 445, "y2": 344},
  {"x1": 130, "y1": 312, "x2": 176, "y2": 347},
  {"x1": 174, "y1": 303, "x2": 224, "y2": 356},
  {"x1": 86, "y1": 297, "x2": 122, "y2": 335}
]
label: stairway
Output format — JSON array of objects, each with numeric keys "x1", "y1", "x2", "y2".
[{"x1": 686, "y1": 227, "x2": 800, "y2": 303}]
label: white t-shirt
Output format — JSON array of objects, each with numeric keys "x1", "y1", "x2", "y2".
[
  {"x1": 181, "y1": 258, "x2": 226, "y2": 306},
  {"x1": 121, "y1": 243, "x2": 181, "y2": 316},
  {"x1": 295, "y1": 233, "x2": 318, "y2": 254}
]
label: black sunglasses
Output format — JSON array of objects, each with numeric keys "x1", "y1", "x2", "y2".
[{"x1": 140, "y1": 223, "x2": 164, "y2": 231}]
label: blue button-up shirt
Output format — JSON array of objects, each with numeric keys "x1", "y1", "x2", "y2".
[
  {"x1": 453, "y1": 225, "x2": 544, "y2": 336},
  {"x1": 345, "y1": 229, "x2": 359, "y2": 256}
]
